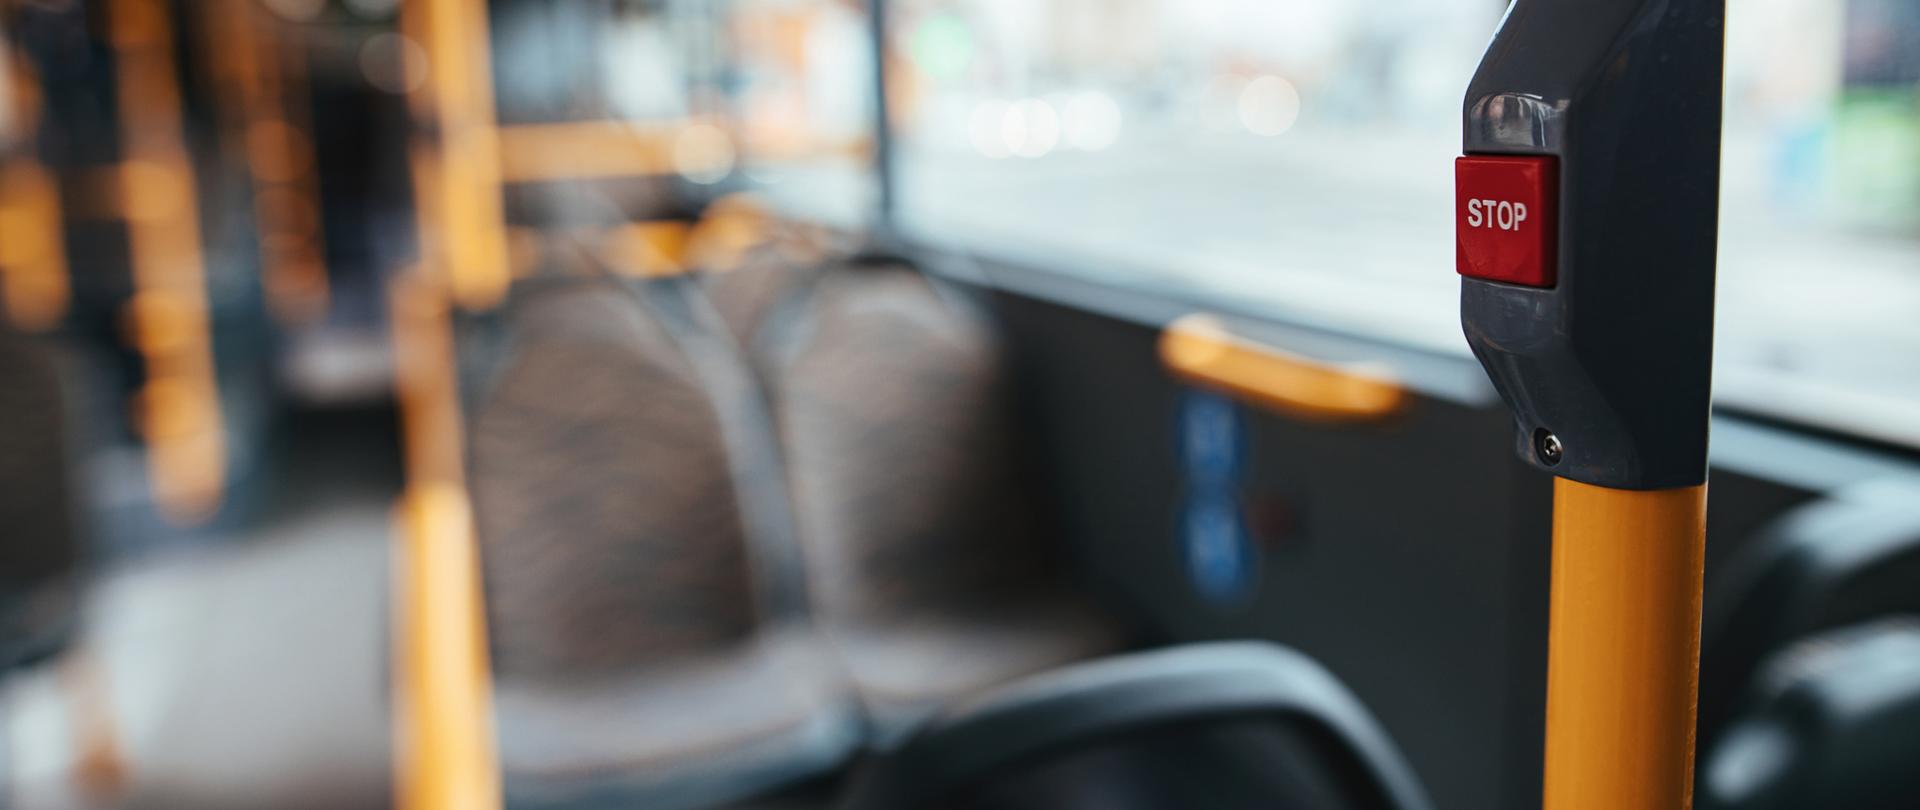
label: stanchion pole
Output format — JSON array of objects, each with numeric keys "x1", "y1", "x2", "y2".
[
  {"x1": 1543, "y1": 481, "x2": 1707, "y2": 809},
  {"x1": 1455, "y1": 2, "x2": 1725, "y2": 808}
]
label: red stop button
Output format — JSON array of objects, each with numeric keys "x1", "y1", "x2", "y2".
[{"x1": 1455, "y1": 155, "x2": 1557, "y2": 288}]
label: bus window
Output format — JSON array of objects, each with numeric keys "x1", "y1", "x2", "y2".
[
  {"x1": 883, "y1": 0, "x2": 1920, "y2": 447},
  {"x1": 721, "y1": 0, "x2": 880, "y2": 227}
]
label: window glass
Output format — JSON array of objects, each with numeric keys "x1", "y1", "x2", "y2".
[
  {"x1": 485, "y1": 0, "x2": 874, "y2": 217},
  {"x1": 886, "y1": 0, "x2": 1920, "y2": 440},
  {"x1": 722, "y1": 0, "x2": 877, "y2": 224}
]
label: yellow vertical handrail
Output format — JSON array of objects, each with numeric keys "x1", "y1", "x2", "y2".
[
  {"x1": 0, "y1": 159, "x2": 69, "y2": 330},
  {"x1": 200, "y1": 0, "x2": 331, "y2": 324},
  {"x1": 405, "y1": 0, "x2": 510, "y2": 310},
  {"x1": 390, "y1": 273, "x2": 468, "y2": 493},
  {"x1": 390, "y1": 271, "x2": 499, "y2": 810},
  {"x1": 109, "y1": 0, "x2": 226, "y2": 523},
  {"x1": 0, "y1": 49, "x2": 71, "y2": 330},
  {"x1": 393, "y1": 484, "x2": 499, "y2": 810},
  {"x1": 392, "y1": 0, "x2": 507, "y2": 804},
  {"x1": 1543, "y1": 479, "x2": 1707, "y2": 810}
]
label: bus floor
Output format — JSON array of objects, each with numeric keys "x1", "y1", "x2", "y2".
[{"x1": 2, "y1": 405, "x2": 398, "y2": 810}]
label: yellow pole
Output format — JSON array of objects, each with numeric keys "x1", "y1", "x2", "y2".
[
  {"x1": 0, "y1": 159, "x2": 69, "y2": 330},
  {"x1": 2, "y1": 54, "x2": 69, "y2": 330},
  {"x1": 393, "y1": 483, "x2": 501, "y2": 810},
  {"x1": 389, "y1": 0, "x2": 506, "y2": 786},
  {"x1": 404, "y1": 0, "x2": 511, "y2": 309},
  {"x1": 109, "y1": 0, "x2": 227, "y2": 523},
  {"x1": 199, "y1": 0, "x2": 331, "y2": 324},
  {"x1": 387, "y1": 273, "x2": 501, "y2": 810},
  {"x1": 1543, "y1": 478, "x2": 1707, "y2": 810}
]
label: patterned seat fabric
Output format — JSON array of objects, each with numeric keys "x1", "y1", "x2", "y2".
[
  {"x1": 468, "y1": 249, "x2": 1125, "y2": 805},
  {"x1": 468, "y1": 273, "x2": 855, "y2": 809},
  {"x1": 702, "y1": 247, "x2": 810, "y2": 354},
  {"x1": 470, "y1": 278, "x2": 759, "y2": 680},
  {"x1": 494, "y1": 626, "x2": 855, "y2": 808},
  {"x1": 0, "y1": 330, "x2": 81, "y2": 671},
  {"x1": 734, "y1": 260, "x2": 1127, "y2": 728}
]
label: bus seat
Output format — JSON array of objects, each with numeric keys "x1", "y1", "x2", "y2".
[
  {"x1": 467, "y1": 270, "x2": 855, "y2": 809},
  {"x1": 1699, "y1": 619, "x2": 1920, "y2": 810},
  {"x1": 836, "y1": 641, "x2": 1433, "y2": 810},
  {"x1": 703, "y1": 249, "x2": 811, "y2": 352},
  {"x1": 0, "y1": 328, "x2": 81, "y2": 672},
  {"x1": 727, "y1": 257, "x2": 1129, "y2": 736},
  {"x1": 1699, "y1": 484, "x2": 1920, "y2": 746}
]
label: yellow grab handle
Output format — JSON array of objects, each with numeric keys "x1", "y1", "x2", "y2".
[
  {"x1": 1544, "y1": 478, "x2": 1707, "y2": 810},
  {"x1": 1159, "y1": 313, "x2": 1406, "y2": 423}
]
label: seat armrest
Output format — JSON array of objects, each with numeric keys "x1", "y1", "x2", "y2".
[{"x1": 839, "y1": 641, "x2": 1431, "y2": 810}]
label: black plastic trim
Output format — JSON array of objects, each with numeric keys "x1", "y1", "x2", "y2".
[
  {"x1": 838, "y1": 641, "x2": 1434, "y2": 810},
  {"x1": 1460, "y1": 0, "x2": 1725, "y2": 489}
]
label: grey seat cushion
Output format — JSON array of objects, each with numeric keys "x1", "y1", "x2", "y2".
[
  {"x1": 824, "y1": 594, "x2": 1124, "y2": 737},
  {"x1": 496, "y1": 625, "x2": 858, "y2": 810}
]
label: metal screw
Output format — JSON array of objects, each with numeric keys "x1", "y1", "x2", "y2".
[{"x1": 1536, "y1": 431, "x2": 1565, "y2": 466}]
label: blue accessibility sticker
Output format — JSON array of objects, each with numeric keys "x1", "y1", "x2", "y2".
[
  {"x1": 1181, "y1": 492, "x2": 1256, "y2": 604},
  {"x1": 1177, "y1": 390, "x2": 1255, "y2": 605},
  {"x1": 1179, "y1": 389, "x2": 1243, "y2": 486}
]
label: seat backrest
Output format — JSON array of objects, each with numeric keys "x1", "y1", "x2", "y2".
[
  {"x1": 467, "y1": 275, "x2": 761, "y2": 681},
  {"x1": 0, "y1": 328, "x2": 81, "y2": 670},
  {"x1": 1699, "y1": 486, "x2": 1920, "y2": 745},
  {"x1": 1699, "y1": 619, "x2": 1920, "y2": 810},
  {"x1": 734, "y1": 257, "x2": 1057, "y2": 625}
]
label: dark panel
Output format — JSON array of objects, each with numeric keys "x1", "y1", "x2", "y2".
[
  {"x1": 959, "y1": 257, "x2": 1912, "y2": 810},
  {"x1": 992, "y1": 289, "x2": 1549, "y2": 810}
]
